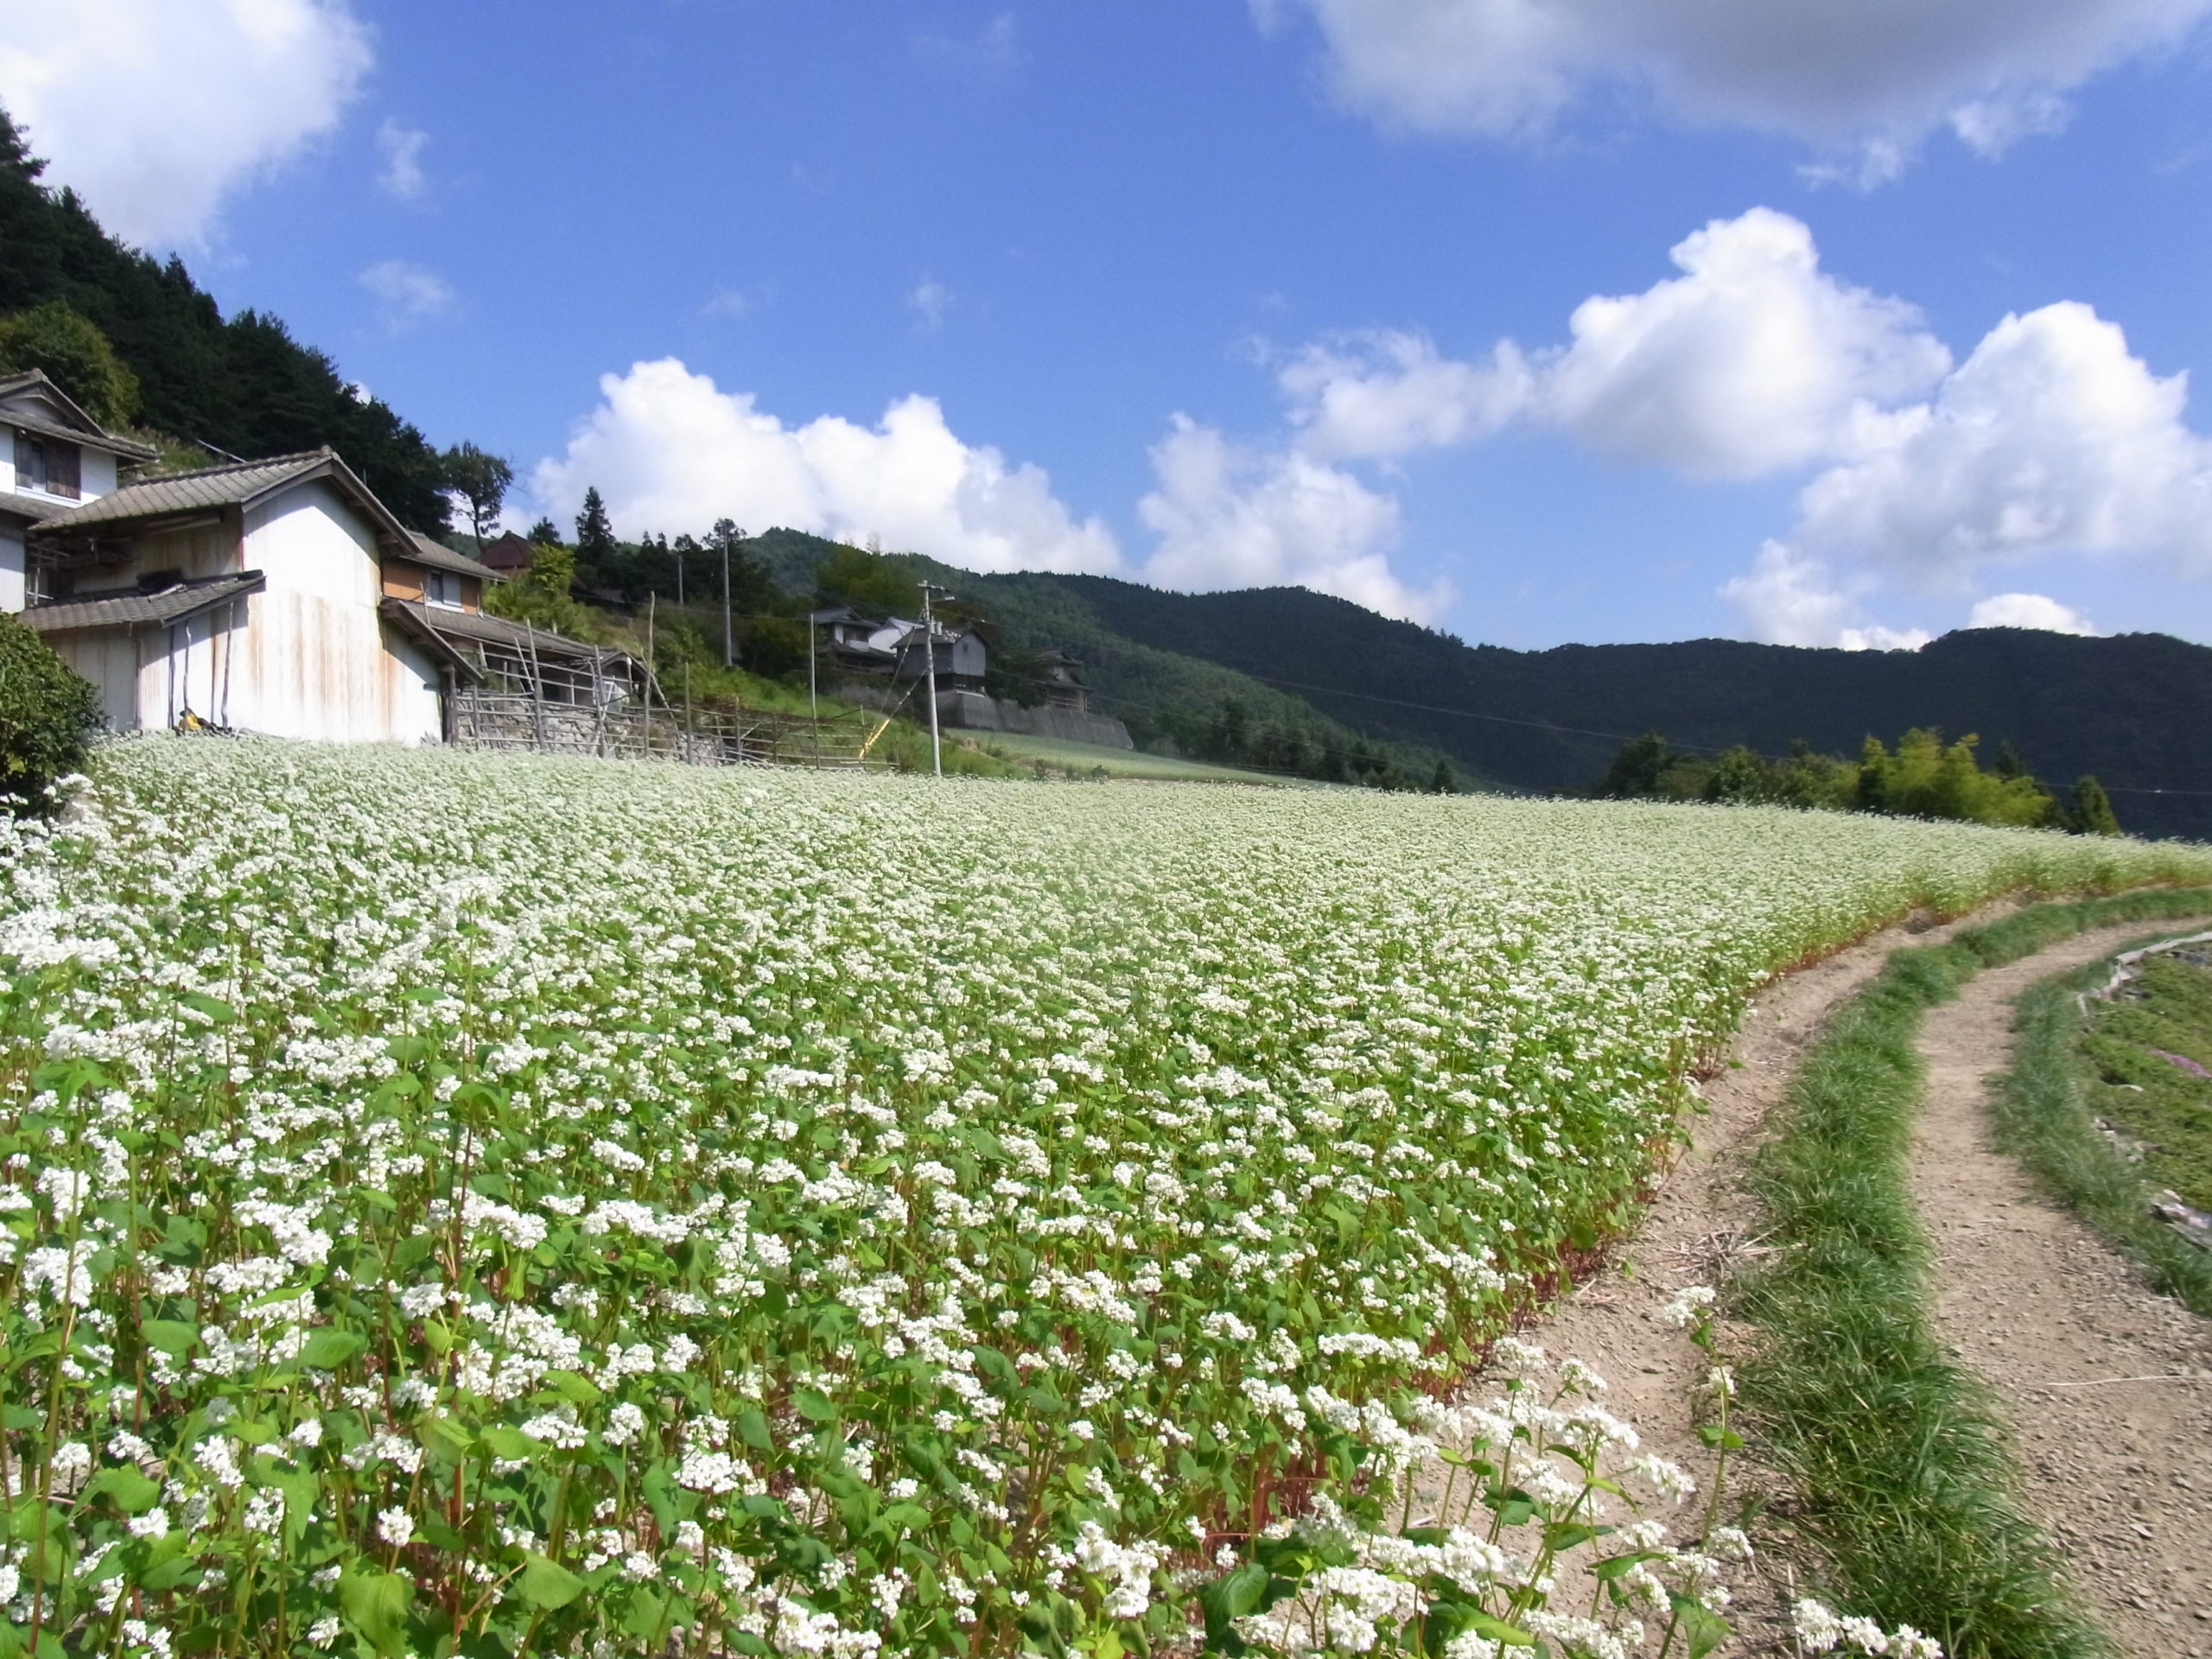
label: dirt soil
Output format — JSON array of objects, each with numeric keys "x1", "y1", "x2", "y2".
[
  {"x1": 1447, "y1": 912, "x2": 2212, "y2": 1656},
  {"x1": 1439, "y1": 912, "x2": 1984, "y2": 1654},
  {"x1": 1912, "y1": 924, "x2": 2212, "y2": 1658}
]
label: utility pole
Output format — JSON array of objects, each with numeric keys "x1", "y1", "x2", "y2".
[
  {"x1": 919, "y1": 581, "x2": 951, "y2": 779},
  {"x1": 721, "y1": 532, "x2": 734, "y2": 669}
]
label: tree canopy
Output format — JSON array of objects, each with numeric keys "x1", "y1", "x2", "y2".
[
  {"x1": 0, "y1": 299, "x2": 139, "y2": 426},
  {"x1": 0, "y1": 104, "x2": 453, "y2": 528}
]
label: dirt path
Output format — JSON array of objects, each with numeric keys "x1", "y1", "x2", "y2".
[
  {"x1": 1911, "y1": 923, "x2": 2212, "y2": 1658},
  {"x1": 1438, "y1": 912, "x2": 1984, "y2": 1653}
]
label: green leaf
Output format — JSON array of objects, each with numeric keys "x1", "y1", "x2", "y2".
[
  {"x1": 1461, "y1": 1611, "x2": 1537, "y2": 1647},
  {"x1": 301, "y1": 1329, "x2": 365, "y2": 1370},
  {"x1": 544, "y1": 1370, "x2": 602, "y2": 1407},
  {"x1": 480, "y1": 1426, "x2": 533, "y2": 1462},
  {"x1": 1541, "y1": 1522, "x2": 1600, "y2": 1554},
  {"x1": 1670, "y1": 1596, "x2": 1731, "y2": 1659},
  {"x1": 620, "y1": 1587, "x2": 666, "y2": 1639},
  {"x1": 83, "y1": 1466, "x2": 160, "y2": 1515},
  {"x1": 340, "y1": 1567, "x2": 413, "y2": 1656},
  {"x1": 518, "y1": 1554, "x2": 587, "y2": 1611},
  {"x1": 735, "y1": 1408, "x2": 772, "y2": 1451},
  {"x1": 791, "y1": 1388, "x2": 837, "y2": 1423},
  {"x1": 420, "y1": 1416, "x2": 474, "y2": 1465},
  {"x1": 138, "y1": 1319, "x2": 198, "y2": 1357},
  {"x1": 1592, "y1": 1550, "x2": 1662, "y2": 1581}
]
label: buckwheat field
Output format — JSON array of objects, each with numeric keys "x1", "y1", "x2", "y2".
[{"x1": 3, "y1": 742, "x2": 2203, "y2": 1659}]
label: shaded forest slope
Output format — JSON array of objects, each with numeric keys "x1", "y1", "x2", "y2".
[{"x1": 962, "y1": 575, "x2": 2212, "y2": 839}]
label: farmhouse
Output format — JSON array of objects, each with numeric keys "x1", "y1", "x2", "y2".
[
  {"x1": 0, "y1": 382, "x2": 647, "y2": 746},
  {"x1": 811, "y1": 605, "x2": 987, "y2": 692},
  {"x1": 0, "y1": 369, "x2": 156, "y2": 612}
]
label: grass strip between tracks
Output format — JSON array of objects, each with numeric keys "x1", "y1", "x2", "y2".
[
  {"x1": 1732, "y1": 887, "x2": 2212, "y2": 1659},
  {"x1": 1993, "y1": 945, "x2": 2212, "y2": 1320}
]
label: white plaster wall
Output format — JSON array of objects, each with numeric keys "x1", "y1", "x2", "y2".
[
  {"x1": 0, "y1": 429, "x2": 14, "y2": 493},
  {"x1": 0, "y1": 528, "x2": 22, "y2": 613},
  {"x1": 227, "y1": 482, "x2": 443, "y2": 744},
  {"x1": 81, "y1": 449, "x2": 117, "y2": 500},
  {"x1": 48, "y1": 633, "x2": 144, "y2": 733}
]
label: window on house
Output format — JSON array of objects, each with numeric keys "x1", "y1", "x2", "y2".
[
  {"x1": 11, "y1": 431, "x2": 80, "y2": 499},
  {"x1": 425, "y1": 570, "x2": 461, "y2": 608}
]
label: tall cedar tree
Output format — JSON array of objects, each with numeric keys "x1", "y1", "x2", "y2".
[
  {"x1": 0, "y1": 104, "x2": 451, "y2": 528},
  {"x1": 575, "y1": 488, "x2": 617, "y2": 563}
]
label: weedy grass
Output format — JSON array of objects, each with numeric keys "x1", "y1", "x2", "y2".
[
  {"x1": 1993, "y1": 946, "x2": 2212, "y2": 1319},
  {"x1": 1735, "y1": 887, "x2": 2212, "y2": 1659}
]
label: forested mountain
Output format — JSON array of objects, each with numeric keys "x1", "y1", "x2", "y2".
[
  {"x1": 737, "y1": 528, "x2": 1468, "y2": 787},
  {"x1": 0, "y1": 108, "x2": 451, "y2": 529},
  {"x1": 966, "y1": 575, "x2": 2212, "y2": 838}
]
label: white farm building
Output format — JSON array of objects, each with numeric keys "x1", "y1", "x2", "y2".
[{"x1": 0, "y1": 368, "x2": 630, "y2": 747}]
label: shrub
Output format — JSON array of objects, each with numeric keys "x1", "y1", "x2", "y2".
[{"x1": 0, "y1": 610, "x2": 100, "y2": 810}]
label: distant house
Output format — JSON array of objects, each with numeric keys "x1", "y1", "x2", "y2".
[
  {"x1": 1036, "y1": 650, "x2": 1092, "y2": 714},
  {"x1": 0, "y1": 370, "x2": 157, "y2": 612},
  {"x1": 812, "y1": 606, "x2": 984, "y2": 692},
  {"x1": 804, "y1": 602, "x2": 1129, "y2": 748},
  {"x1": 475, "y1": 531, "x2": 537, "y2": 576}
]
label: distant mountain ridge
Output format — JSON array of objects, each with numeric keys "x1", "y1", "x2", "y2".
[{"x1": 954, "y1": 575, "x2": 2212, "y2": 840}]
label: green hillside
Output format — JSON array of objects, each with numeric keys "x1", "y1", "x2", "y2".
[
  {"x1": 0, "y1": 108, "x2": 453, "y2": 528},
  {"x1": 945, "y1": 575, "x2": 2212, "y2": 840}
]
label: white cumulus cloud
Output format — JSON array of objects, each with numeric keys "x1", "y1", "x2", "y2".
[
  {"x1": 907, "y1": 278, "x2": 954, "y2": 332},
  {"x1": 1238, "y1": 208, "x2": 2212, "y2": 645},
  {"x1": 530, "y1": 359, "x2": 1122, "y2": 576},
  {"x1": 1271, "y1": 211, "x2": 1950, "y2": 478},
  {"x1": 1533, "y1": 210, "x2": 1952, "y2": 477},
  {"x1": 1788, "y1": 302, "x2": 2212, "y2": 582},
  {"x1": 1256, "y1": 0, "x2": 2212, "y2": 175},
  {"x1": 0, "y1": 0, "x2": 372, "y2": 247},
  {"x1": 1967, "y1": 592, "x2": 2100, "y2": 633},
  {"x1": 359, "y1": 260, "x2": 456, "y2": 332},
  {"x1": 1136, "y1": 416, "x2": 1450, "y2": 622},
  {"x1": 1280, "y1": 330, "x2": 1533, "y2": 460},
  {"x1": 376, "y1": 119, "x2": 428, "y2": 200}
]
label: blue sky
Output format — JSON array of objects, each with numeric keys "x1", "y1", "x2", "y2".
[{"x1": 8, "y1": 2, "x2": 2212, "y2": 649}]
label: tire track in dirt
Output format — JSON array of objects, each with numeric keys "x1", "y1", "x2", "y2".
[
  {"x1": 1446, "y1": 912, "x2": 1986, "y2": 1654},
  {"x1": 1911, "y1": 924, "x2": 2212, "y2": 1658}
]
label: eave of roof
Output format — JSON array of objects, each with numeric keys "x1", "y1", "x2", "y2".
[
  {"x1": 377, "y1": 597, "x2": 485, "y2": 684},
  {"x1": 0, "y1": 404, "x2": 159, "y2": 462},
  {"x1": 20, "y1": 571, "x2": 267, "y2": 634},
  {"x1": 399, "y1": 531, "x2": 505, "y2": 582},
  {"x1": 27, "y1": 448, "x2": 421, "y2": 559},
  {"x1": 384, "y1": 597, "x2": 641, "y2": 671},
  {"x1": 0, "y1": 370, "x2": 159, "y2": 460},
  {"x1": 0, "y1": 492, "x2": 75, "y2": 524}
]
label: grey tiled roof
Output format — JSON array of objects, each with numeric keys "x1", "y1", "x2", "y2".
[
  {"x1": 0, "y1": 491, "x2": 75, "y2": 524},
  {"x1": 402, "y1": 532, "x2": 505, "y2": 582},
  {"x1": 21, "y1": 572, "x2": 266, "y2": 634},
  {"x1": 0, "y1": 370, "x2": 157, "y2": 460},
  {"x1": 0, "y1": 405, "x2": 158, "y2": 461},
  {"x1": 35, "y1": 450, "x2": 337, "y2": 530},
  {"x1": 385, "y1": 598, "x2": 639, "y2": 671}
]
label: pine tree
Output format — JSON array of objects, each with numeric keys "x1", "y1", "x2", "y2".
[{"x1": 574, "y1": 488, "x2": 616, "y2": 562}]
